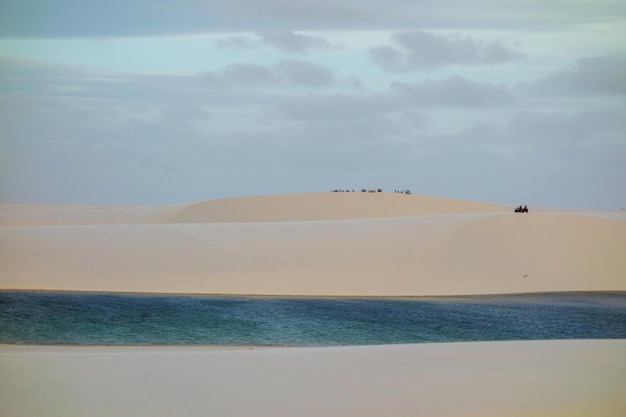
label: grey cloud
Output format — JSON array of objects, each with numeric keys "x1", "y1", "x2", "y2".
[
  {"x1": 217, "y1": 31, "x2": 338, "y2": 54},
  {"x1": 0, "y1": 58, "x2": 216, "y2": 107},
  {"x1": 413, "y1": 107, "x2": 626, "y2": 208},
  {"x1": 204, "y1": 60, "x2": 337, "y2": 88},
  {"x1": 157, "y1": 105, "x2": 210, "y2": 128},
  {"x1": 206, "y1": 64, "x2": 279, "y2": 88},
  {"x1": 523, "y1": 55, "x2": 626, "y2": 97},
  {"x1": 0, "y1": 58, "x2": 91, "y2": 95},
  {"x1": 238, "y1": 0, "x2": 376, "y2": 24},
  {"x1": 508, "y1": 108, "x2": 626, "y2": 150},
  {"x1": 3, "y1": 50, "x2": 624, "y2": 209},
  {"x1": 4, "y1": 0, "x2": 626, "y2": 37},
  {"x1": 274, "y1": 61, "x2": 336, "y2": 87},
  {"x1": 277, "y1": 75, "x2": 515, "y2": 123},
  {"x1": 391, "y1": 76, "x2": 516, "y2": 107},
  {"x1": 370, "y1": 31, "x2": 522, "y2": 71},
  {"x1": 216, "y1": 35, "x2": 257, "y2": 49},
  {"x1": 0, "y1": 0, "x2": 217, "y2": 37},
  {"x1": 270, "y1": 111, "x2": 418, "y2": 175},
  {"x1": 0, "y1": 0, "x2": 376, "y2": 37},
  {"x1": 0, "y1": 58, "x2": 335, "y2": 111},
  {"x1": 259, "y1": 31, "x2": 338, "y2": 53},
  {"x1": 368, "y1": 46, "x2": 404, "y2": 71},
  {"x1": 277, "y1": 93, "x2": 399, "y2": 121}
]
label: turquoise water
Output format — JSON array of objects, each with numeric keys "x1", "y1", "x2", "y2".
[{"x1": 1, "y1": 291, "x2": 625, "y2": 346}]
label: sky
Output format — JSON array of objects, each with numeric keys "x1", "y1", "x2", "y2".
[{"x1": 1, "y1": 1, "x2": 625, "y2": 209}]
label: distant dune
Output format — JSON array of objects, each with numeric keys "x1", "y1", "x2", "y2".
[
  {"x1": 1, "y1": 192, "x2": 625, "y2": 296},
  {"x1": 168, "y1": 192, "x2": 509, "y2": 223},
  {"x1": 0, "y1": 193, "x2": 508, "y2": 226}
]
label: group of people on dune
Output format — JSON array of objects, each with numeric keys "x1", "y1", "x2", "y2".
[
  {"x1": 331, "y1": 189, "x2": 383, "y2": 193},
  {"x1": 330, "y1": 188, "x2": 412, "y2": 194}
]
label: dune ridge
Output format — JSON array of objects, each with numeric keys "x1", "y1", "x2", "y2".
[{"x1": 1, "y1": 193, "x2": 624, "y2": 296}]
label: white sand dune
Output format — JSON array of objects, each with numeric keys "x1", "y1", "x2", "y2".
[
  {"x1": 1, "y1": 193, "x2": 625, "y2": 295},
  {"x1": 2, "y1": 340, "x2": 625, "y2": 417},
  {"x1": 2, "y1": 194, "x2": 625, "y2": 417}
]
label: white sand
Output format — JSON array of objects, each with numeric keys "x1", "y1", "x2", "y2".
[
  {"x1": 1, "y1": 193, "x2": 625, "y2": 295},
  {"x1": 1, "y1": 340, "x2": 624, "y2": 417},
  {"x1": 2, "y1": 193, "x2": 625, "y2": 416}
]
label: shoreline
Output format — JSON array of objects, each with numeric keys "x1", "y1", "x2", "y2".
[
  {"x1": 1, "y1": 336, "x2": 624, "y2": 350},
  {"x1": 1, "y1": 338, "x2": 623, "y2": 351},
  {"x1": 0, "y1": 343, "x2": 280, "y2": 351},
  {"x1": 2, "y1": 288, "x2": 625, "y2": 299}
]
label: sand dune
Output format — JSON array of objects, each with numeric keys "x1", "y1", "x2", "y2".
[
  {"x1": 1, "y1": 192, "x2": 624, "y2": 296},
  {"x1": 2, "y1": 194, "x2": 625, "y2": 417},
  {"x1": 2, "y1": 340, "x2": 625, "y2": 417},
  {"x1": 0, "y1": 193, "x2": 507, "y2": 226},
  {"x1": 168, "y1": 192, "x2": 509, "y2": 223}
]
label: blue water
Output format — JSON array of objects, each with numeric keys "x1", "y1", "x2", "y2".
[{"x1": 1, "y1": 291, "x2": 625, "y2": 346}]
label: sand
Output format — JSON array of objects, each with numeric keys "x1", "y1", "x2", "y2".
[
  {"x1": 1, "y1": 340, "x2": 625, "y2": 417},
  {"x1": 1, "y1": 192, "x2": 625, "y2": 295},
  {"x1": 2, "y1": 193, "x2": 625, "y2": 417}
]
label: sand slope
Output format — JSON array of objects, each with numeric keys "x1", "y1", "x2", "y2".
[
  {"x1": 1, "y1": 193, "x2": 625, "y2": 296},
  {"x1": 2, "y1": 340, "x2": 625, "y2": 417}
]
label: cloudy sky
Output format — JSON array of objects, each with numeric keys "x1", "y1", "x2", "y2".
[{"x1": 1, "y1": 1, "x2": 625, "y2": 208}]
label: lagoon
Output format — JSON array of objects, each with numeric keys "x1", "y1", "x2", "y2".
[{"x1": 1, "y1": 291, "x2": 625, "y2": 346}]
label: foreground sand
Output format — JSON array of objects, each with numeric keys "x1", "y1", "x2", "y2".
[
  {"x1": 1, "y1": 192, "x2": 625, "y2": 296},
  {"x1": 1, "y1": 340, "x2": 624, "y2": 417}
]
